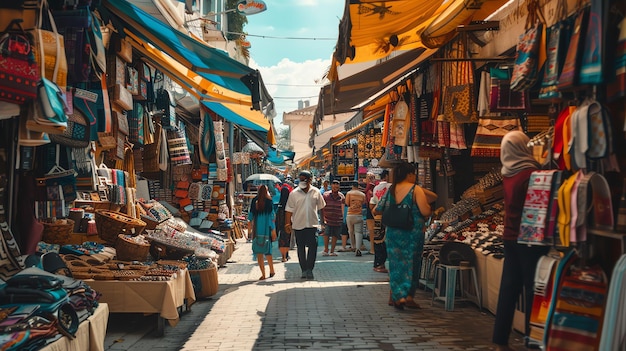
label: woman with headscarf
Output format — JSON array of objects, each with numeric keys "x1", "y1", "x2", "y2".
[
  {"x1": 275, "y1": 185, "x2": 292, "y2": 262},
  {"x1": 248, "y1": 185, "x2": 276, "y2": 280},
  {"x1": 492, "y1": 131, "x2": 550, "y2": 351},
  {"x1": 374, "y1": 161, "x2": 437, "y2": 309}
]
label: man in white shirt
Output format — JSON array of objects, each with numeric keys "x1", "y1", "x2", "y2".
[
  {"x1": 369, "y1": 170, "x2": 391, "y2": 272},
  {"x1": 285, "y1": 171, "x2": 326, "y2": 280}
]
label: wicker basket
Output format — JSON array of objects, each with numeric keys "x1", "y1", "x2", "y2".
[
  {"x1": 147, "y1": 237, "x2": 195, "y2": 260},
  {"x1": 41, "y1": 219, "x2": 74, "y2": 245},
  {"x1": 95, "y1": 210, "x2": 147, "y2": 244},
  {"x1": 140, "y1": 214, "x2": 163, "y2": 230},
  {"x1": 115, "y1": 234, "x2": 150, "y2": 262}
]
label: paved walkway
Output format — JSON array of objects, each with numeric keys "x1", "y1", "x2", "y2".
[{"x1": 103, "y1": 239, "x2": 527, "y2": 351}]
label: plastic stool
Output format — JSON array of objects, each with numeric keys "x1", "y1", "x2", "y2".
[{"x1": 432, "y1": 264, "x2": 481, "y2": 311}]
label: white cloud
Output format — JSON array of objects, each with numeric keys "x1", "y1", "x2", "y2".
[
  {"x1": 297, "y1": 0, "x2": 322, "y2": 6},
  {"x1": 249, "y1": 57, "x2": 330, "y2": 126}
]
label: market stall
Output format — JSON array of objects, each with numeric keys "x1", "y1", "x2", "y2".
[
  {"x1": 86, "y1": 269, "x2": 194, "y2": 335},
  {"x1": 40, "y1": 303, "x2": 109, "y2": 351}
]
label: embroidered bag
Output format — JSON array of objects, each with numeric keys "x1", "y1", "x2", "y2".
[
  {"x1": 557, "y1": 7, "x2": 589, "y2": 90},
  {"x1": 538, "y1": 0, "x2": 571, "y2": 99},
  {"x1": 510, "y1": 0, "x2": 545, "y2": 91},
  {"x1": 489, "y1": 66, "x2": 528, "y2": 111},
  {"x1": 52, "y1": 7, "x2": 92, "y2": 83},
  {"x1": 579, "y1": 0, "x2": 605, "y2": 84},
  {"x1": 470, "y1": 117, "x2": 522, "y2": 158},
  {"x1": 442, "y1": 39, "x2": 477, "y2": 123},
  {"x1": 518, "y1": 170, "x2": 562, "y2": 245},
  {"x1": 48, "y1": 105, "x2": 90, "y2": 148},
  {"x1": 0, "y1": 20, "x2": 39, "y2": 105}
]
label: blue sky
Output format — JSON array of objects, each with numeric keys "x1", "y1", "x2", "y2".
[{"x1": 243, "y1": 0, "x2": 345, "y2": 126}]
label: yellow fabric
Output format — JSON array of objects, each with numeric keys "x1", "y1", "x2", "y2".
[
  {"x1": 562, "y1": 106, "x2": 575, "y2": 170},
  {"x1": 557, "y1": 171, "x2": 578, "y2": 247},
  {"x1": 420, "y1": 0, "x2": 488, "y2": 48},
  {"x1": 125, "y1": 31, "x2": 253, "y2": 106},
  {"x1": 345, "y1": 2, "x2": 451, "y2": 64},
  {"x1": 267, "y1": 122, "x2": 277, "y2": 145},
  {"x1": 348, "y1": 0, "x2": 444, "y2": 47},
  {"x1": 218, "y1": 102, "x2": 271, "y2": 131},
  {"x1": 342, "y1": 0, "x2": 509, "y2": 64}
]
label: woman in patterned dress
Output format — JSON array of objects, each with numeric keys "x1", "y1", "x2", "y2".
[
  {"x1": 248, "y1": 185, "x2": 277, "y2": 280},
  {"x1": 374, "y1": 162, "x2": 437, "y2": 309}
]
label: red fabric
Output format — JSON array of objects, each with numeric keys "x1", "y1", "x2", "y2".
[
  {"x1": 552, "y1": 107, "x2": 570, "y2": 170},
  {"x1": 502, "y1": 168, "x2": 535, "y2": 241}
]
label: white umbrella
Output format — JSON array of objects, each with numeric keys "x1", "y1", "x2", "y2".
[{"x1": 245, "y1": 174, "x2": 281, "y2": 183}]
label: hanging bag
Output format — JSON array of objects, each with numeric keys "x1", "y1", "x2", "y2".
[
  {"x1": 31, "y1": 0, "x2": 67, "y2": 89},
  {"x1": 0, "y1": 19, "x2": 40, "y2": 105},
  {"x1": 48, "y1": 106, "x2": 90, "y2": 147},
  {"x1": 538, "y1": 0, "x2": 571, "y2": 99},
  {"x1": 52, "y1": 6, "x2": 92, "y2": 83},
  {"x1": 510, "y1": 0, "x2": 545, "y2": 91},
  {"x1": 442, "y1": 40, "x2": 477, "y2": 123},
  {"x1": 557, "y1": 7, "x2": 589, "y2": 90},
  {"x1": 579, "y1": 0, "x2": 605, "y2": 85},
  {"x1": 489, "y1": 66, "x2": 529, "y2": 111}
]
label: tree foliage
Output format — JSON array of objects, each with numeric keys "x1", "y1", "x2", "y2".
[
  {"x1": 226, "y1": 0, "x2": 247, "y2": 41},
  {"x1": 276, "y1": 126, "x2": 293, "y2": 151}
]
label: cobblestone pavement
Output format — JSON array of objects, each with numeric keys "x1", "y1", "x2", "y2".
[{"x1": 104, "y1": 239, "x2": 527, "y2": 351}]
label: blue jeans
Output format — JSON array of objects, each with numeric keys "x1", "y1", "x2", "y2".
[{"x1": 295, "y1": 227, "x2": 318, "y2": 273}]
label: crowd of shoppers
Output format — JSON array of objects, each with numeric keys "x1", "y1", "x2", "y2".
[{"x1": 248, "y1": 164, "x2": 438, "y2": 309}]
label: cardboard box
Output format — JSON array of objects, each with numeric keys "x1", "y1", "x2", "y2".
[{"x1": 189, "y1": 267, "x2": 218, "y2": 298}]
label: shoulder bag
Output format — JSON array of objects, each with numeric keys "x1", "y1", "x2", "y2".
[{"x1": 381, "y1": 187, "x2": 415, "y2": 230}]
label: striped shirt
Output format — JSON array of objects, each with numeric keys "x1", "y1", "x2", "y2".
[{"x1": 322, "y1": 191, "x2": 345, "y2": 226}]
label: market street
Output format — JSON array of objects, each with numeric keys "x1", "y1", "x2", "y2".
[{"x1": 103, "y1": 238, "x2": 527, "y2": 351}]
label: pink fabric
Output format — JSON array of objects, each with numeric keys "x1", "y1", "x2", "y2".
[
  {"x1": 518, "y1": 170, "x2": 557, "y2": 244},
  {"x1": 569, "y1": 171, "x2": 584, "y2": 243}
]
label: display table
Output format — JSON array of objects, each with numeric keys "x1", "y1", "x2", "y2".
[
  {"x1": 40, "y1": 303, "x2": 109, "y2": 351},
  {"x1": 86, "y1": 269, "x2": 195, "y2": 335}
]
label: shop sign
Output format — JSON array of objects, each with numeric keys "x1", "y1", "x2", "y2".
[{"x1": 237, "y1": 0, "x2": 267, "y2": 15}]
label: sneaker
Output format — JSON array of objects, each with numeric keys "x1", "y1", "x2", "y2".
[
  {"x1": 306, "y1": 271, "x2": 314, "y2": 280},
  {"x1": 301, "y1": 270, "x2": 308, "y2": 279}
]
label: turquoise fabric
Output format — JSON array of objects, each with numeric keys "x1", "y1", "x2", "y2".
[
  {"x1": 103, "y1": 0, "x2": 253, "y2": 95},
  {"x1": 376, "y1": 188, "x2": 425, "y2": 302},
  {"x1": 248, "y1": 198, "x2": 276, "y2": 256}
]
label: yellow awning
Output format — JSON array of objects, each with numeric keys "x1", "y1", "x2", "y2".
[
  {"x1": 126, "y1": 31, "x2": 254, "y2": 106},
  {"x1": 335, "y1": 0, "x2": 509, "y2": 64},
  {"x1": 203, "y1": 101, "x2": 270, "y2": 131}
]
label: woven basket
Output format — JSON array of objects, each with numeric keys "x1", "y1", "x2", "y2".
[
  {"x1": 147, "y1": 237, "x2": 195, "y2": 260},
  {"x1": 41, "y1": 219, "x2": 74, "y2": 245},
  {"x1": 115, "y1": 234, "x2": 150, "y2": 262},
  {"x1": 140, "y1": 214, "x2": 161, "y2": 230},
  {"x1": 95, "y1": 210, "x2": 147, "y2": 244}
]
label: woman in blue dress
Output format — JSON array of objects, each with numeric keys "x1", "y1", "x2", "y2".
[
  {"x1": 248, "y1": 185, "x2": 277, "y2": 280},
  {"x1": 375, "y1": 162, "x2": 437, "y2": 309}
]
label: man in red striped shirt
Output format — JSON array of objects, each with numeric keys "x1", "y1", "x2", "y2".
[{"x1": 320, "y1": 180, "x2": 345, "y2": 256}]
